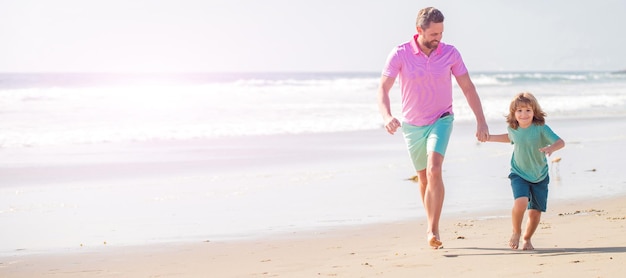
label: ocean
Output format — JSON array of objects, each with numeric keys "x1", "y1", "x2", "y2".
[
  {"x1": 1, "y1": 71, "x2": 625, "y2": 255},
  {"x1": 1, "y1": 71, "x2": 625, "y2": 148}
]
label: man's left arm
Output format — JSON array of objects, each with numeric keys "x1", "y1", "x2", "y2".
[{"x1": 455, "y1": 73, "x2": 489, "y2": 142}]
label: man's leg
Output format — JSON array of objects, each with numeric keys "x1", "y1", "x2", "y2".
[
  {"x1": 424, "y1": 152, "x2": 445, "y2": 249},
  {"x1": 417, "y1": 169, "x2": 427, "y2": 204}
]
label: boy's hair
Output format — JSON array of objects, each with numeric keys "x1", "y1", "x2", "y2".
[
  {"x1": 416, "y1": 7, "x2": 444, "y2": 30},
  {"x1": 506, "y1": 92, "x2": 547, "y2": 129}
]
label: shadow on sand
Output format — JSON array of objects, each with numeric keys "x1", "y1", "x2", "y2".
[{"x1": 441, "y1": 246, "x2": 626, "y2": 258}]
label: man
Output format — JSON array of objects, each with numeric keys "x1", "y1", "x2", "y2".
[{"x1": 377, "y1": 7, "x2": 489, "y2": 249}]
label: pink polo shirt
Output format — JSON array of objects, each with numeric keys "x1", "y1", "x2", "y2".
[{"x1": 382, "y1": 34, "x2": 468, "y2": 126}]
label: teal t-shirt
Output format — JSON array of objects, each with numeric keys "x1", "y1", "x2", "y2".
[{"x1": 508, "y1": 124, "x2": 561, "y2": 183}]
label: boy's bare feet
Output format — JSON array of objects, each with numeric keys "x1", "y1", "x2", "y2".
[
  {"x1": 509, "y1": 233, "x2": 521, "y2": 249},
  {"x1": 522, "y1": 238, "x2": 534, "y2": 250},
  {"x1": 428, "y1": 233, "x2": 443, "y2": 249}
]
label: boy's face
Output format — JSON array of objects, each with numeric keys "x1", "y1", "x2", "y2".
[{"x1": 515, "y1": 105, "x2": 534, "y2": 128}]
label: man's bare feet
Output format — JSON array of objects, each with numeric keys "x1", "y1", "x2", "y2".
[
  {"x1": 522, "y1": 238, "x2": 534, "y2": 250},
  {"x1": 428, "y1": 233, "x2": 443, "y2": 249},
  {"x1": 509, "y1": 233, "x2": 521, "y2": 249}
]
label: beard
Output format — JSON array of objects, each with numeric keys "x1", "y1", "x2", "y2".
[{"x1": 424, "y1": 40, "x2": 440, "y2": 50}]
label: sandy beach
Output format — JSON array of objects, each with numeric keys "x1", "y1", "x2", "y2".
[
  {"x1": 1, "y1": 195, "x2": 624, "y2": 277},
  {"x1": 1, "y1": 116, "x2": 625, "y2": 277}
]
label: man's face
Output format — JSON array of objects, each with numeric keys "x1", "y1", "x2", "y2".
[{"x1": 417, "y1": 22, "x2": 444, "y2": 50}]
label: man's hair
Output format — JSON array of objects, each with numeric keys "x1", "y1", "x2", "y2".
[{"x1": 416, "y1": 7, "x2": 445, "y2": 30}]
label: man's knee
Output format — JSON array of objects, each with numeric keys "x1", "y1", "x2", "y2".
[
  {"x1": 426, "y1": 153, "x2": 444, "y2": 179},
  {"x1": 426, "y1": 165, "x2": 442, "y2": 180}
]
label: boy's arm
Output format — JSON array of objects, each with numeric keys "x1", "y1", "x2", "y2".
[
  {"x1": 487, "y1": 134, "x2": 510, "y2": 143},
  {"x1": 540, "y1": 139, "x2": 565, "y2": 156}
]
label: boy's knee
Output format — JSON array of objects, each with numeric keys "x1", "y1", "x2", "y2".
[
  {"x1": 513, "y1": 197, "x2": 529, "y2": 208},
  {"x1": 527, "y1": 209, "x2": 542, "y2": 217}
]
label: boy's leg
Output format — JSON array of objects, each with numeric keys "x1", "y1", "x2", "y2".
[
  {"x1": 509, "y1": 173, "x2": 536, "y2": 250},
  {"x1": 523, "y1": 209, "x2": 542, "y2": 250},
  {"x1": 510, "y1": 197, "x2": 528, "y2": 249},
  {"x1": 523, "y1": 175, "x2": 549, "y2": 250}
]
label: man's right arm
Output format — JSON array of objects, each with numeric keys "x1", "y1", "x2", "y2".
[{"x1": 377, "y1": 75, "x2": 400, "y2": 135}]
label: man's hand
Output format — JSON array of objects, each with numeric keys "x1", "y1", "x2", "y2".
[
  {"x1": 385, "y1": 117, "x2": 401, "y2": 135},
  {"x1": 475, "y1": 122, "x2": 489, "y2": 142}
]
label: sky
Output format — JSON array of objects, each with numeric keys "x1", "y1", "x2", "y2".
[{"x1": 1, "y1": 0, "x2": 625, "y2": 73}]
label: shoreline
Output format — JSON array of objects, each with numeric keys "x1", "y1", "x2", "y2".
[
  {"x1": 1, "y1": 115, "x2": 625, "y2": 277},
  {"x1": 1, "y1": 116, "x2": 625, "y2": 256}
]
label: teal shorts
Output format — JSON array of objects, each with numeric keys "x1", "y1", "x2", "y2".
[
  {"x1": 509, "y1": 173, "x2": 549, "y2": 212},
  {"x1": 401, "y1": 114, "x2": 454, "y2": 171}
]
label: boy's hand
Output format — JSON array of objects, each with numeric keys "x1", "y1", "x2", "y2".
[{"x1": 539, "y1": 146, "x2": 553, "y2": 156}]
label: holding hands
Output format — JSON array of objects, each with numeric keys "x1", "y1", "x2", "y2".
[{"x1": 475, "y1": 122, "x2": 490, "y2": 142}]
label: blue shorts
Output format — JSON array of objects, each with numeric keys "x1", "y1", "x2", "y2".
[
  {"x1": 509, "y1": 173, "x2": 549, "y2": 212},
  {"x1": 401, "y1": 114, "x2": 454, "y2": 171}
]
